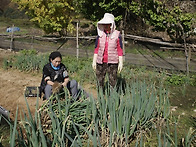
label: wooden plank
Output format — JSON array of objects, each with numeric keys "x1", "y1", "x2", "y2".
[
  {"x1": 126, "y1": 34, "x2": 184, "y2": 48},
  {"x1": 160, "y1": 47, "x2": 184, "y2": 51}
]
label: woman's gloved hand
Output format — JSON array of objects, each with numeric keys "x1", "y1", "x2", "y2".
[
  {"x1": 118, "y1": 56, "x2": 123, "y2": 73},
  {"x1": 92, "y1": 54, "x2": 98, "y2": 71}
]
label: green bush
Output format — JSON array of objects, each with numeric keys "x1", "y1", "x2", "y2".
[
  {"x1": 19, "y1": 49, "x2": 38, "y2": 55},
  {"x1": 166, "y1": 74, "x2": 196, "y2": 86}
]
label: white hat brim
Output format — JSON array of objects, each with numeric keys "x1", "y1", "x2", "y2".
[{"x1": 98, "y1": 18, "x2": 113, "y2": 24}]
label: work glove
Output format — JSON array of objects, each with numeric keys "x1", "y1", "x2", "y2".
[
  {"x1": 118, "y1": 56, "x2": 123, "y2": 73},
  {"x1": 92, "y1": 54, "x2": 98, "y2": 71}
]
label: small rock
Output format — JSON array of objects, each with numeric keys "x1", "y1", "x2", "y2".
[{"x1": 171, "y1": 106, "x2": 178, "y2": 111}]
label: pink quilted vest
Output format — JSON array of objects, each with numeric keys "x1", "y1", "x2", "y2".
[{"x1": 97, "y1": 30, "x2": 120, "y2": 64}]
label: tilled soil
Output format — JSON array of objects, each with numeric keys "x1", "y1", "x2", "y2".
[{"x1": 0, "y1": 49, "x2": 44, "y2": 120}]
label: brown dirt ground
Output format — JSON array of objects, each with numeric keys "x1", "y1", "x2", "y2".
[
  {"x1": 0, "y1": 49, "x2": 44, "y2": 120},
  {"x1": 0, "y1": 49, "x2": 96, "y2": 121}
]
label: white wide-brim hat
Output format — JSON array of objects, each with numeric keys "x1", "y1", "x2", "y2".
[
  {"x1": 97, "y1": 13, "x2": 116, "y2": 37},
  {"x1": 98, "y1": 13, "x2": 115, "y2": 24}
]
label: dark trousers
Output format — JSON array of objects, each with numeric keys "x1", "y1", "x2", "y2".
[{"x1": 96, "y1": 63, "x2": 118, "y2": 89}]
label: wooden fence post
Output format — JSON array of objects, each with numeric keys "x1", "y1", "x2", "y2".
[
  {"x1": 31, "y1": 36, "x2": 34, "y2": 49},
  {"x1": 76, "y1": 22, "x2": 79, "y2": 60},
  {"x1": 122, "y1": 30, "x2": 125, "y2": 61},
  {"x1": 10, "y1": 24, "x2": 14, "y2": 50},
  {"x1": 188, "y1": 45, "x2": 192, "y2": 72}
]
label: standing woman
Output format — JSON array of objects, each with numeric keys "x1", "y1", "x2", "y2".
[
  {"x1": 92, "y1": 13, "x2": 123, "y2": 89},
  {"x1": 40, "y1": 51, "x2": 80, "y2": 100}
]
